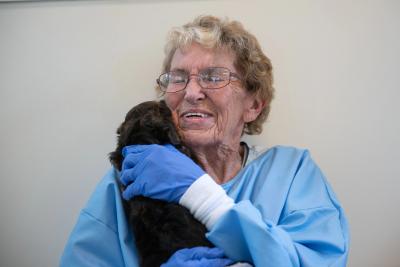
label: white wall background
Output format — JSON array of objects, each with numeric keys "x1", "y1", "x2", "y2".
[{"x1": 0, "y1": 1, "x2": 399, "y2": 266}]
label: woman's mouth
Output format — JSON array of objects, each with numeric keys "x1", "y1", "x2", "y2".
[
  {"x1": 179, "y1": 110, "x2": 214, "y2": 129},
  {"x1": 183, "y1": 112, "x2": 209, "y2": 118}
]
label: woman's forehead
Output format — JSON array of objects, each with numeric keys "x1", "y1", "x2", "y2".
[{"x1": 170, "y1": 43, "x2": 236, "y2": 71}]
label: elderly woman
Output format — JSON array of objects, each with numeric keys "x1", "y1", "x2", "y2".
[{"x1": 61, "y1": 16, "x2": 349, "y2": 266}]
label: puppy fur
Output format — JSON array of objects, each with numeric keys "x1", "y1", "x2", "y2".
[{"x1": 109, "y1": 100, "x2": 213, "y2": 267}]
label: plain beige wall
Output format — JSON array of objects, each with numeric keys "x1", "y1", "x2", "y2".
[{"x1": 1, "y1": 1, "x2": 399, "y2": 266}]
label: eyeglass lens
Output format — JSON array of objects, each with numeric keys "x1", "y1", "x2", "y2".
[{"x1": 159, "y1": 67, "x2": 232, "y2": 92}]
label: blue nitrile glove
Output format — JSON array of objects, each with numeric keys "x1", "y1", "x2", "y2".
[
  {"x1": 120, "y1": 144, "x2": 205, "y2": 202},
  {"x1": 160, "y1": 247, "x2": 234, "y2": 267}
]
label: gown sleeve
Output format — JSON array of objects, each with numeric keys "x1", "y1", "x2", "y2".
[
  {"x1": 59, "y1": 169, "x2": 139, "y2": 267},
  {"x1": 206, "y1": 148, "x2": 349, "y2": 267}
]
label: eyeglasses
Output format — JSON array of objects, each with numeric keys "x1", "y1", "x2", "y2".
[{"x1": 157, "y1": 67, "x2": 241, "y2": 93}]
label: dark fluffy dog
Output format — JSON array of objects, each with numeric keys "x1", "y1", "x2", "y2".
[{"x1": 109, "y1": 100, "x2": 213, "y2": 267}]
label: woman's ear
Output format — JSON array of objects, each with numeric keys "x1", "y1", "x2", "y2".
[{"x1": 243, "y1": 96, "x2": 266, "y2": 123}]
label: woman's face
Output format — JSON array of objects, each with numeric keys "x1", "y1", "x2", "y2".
[{"x1": 165, "y1": 43, "x2": 262, "y2": 149}]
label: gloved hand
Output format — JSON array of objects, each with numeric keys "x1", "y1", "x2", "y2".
[
  {"x1": 120, "y1": 144, "x2": 205, "y2": 202},
  {"x1": 160, "y1": 247, "x2": 234, "y2": 267}
]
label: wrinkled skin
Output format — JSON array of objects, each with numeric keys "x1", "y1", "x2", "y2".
[{"x1": 165, "y1": 43, "x2": 264, "y2": 183}]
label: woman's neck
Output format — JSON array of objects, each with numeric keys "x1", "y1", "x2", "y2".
[{"x1": 192, "y1": 143, "x2": 244, "y2": 184}]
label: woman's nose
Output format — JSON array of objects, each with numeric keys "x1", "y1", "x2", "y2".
[{"x1": 183, "y1": 76, "x2": 205, "y2": 103}]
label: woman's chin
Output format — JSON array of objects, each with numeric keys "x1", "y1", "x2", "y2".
[{"x1": 180, "y1": 128, "x2": 218, "y2": 149}]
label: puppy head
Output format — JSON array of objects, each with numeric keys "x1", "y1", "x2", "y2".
[{"x1": 109, "y1": 100, "x2": 182, "y2": 171}]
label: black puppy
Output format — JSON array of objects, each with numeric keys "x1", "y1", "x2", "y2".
[{"x1": 109, "y1": 100, "x2": 213, "y2": 267}]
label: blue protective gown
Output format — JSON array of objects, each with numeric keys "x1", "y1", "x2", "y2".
[{"x1": 60, "y1": 146, "x2": 349, "y2": 267}]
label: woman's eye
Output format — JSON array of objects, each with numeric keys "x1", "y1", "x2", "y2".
[
  {"x1": 171, "y1": 76, "x2": 187, "y2": 84},
  {"x1": 205, "y1": 75, "x2": 223, "y2": 82}
]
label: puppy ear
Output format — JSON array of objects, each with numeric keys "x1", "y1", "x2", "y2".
[{"x1": 166, "y1": 123, "x2": 181, "y2": 146}]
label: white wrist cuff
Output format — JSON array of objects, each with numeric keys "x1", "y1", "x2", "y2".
[{"x1": 179, "y1": 174, "x2": 234, "y2": 230}]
